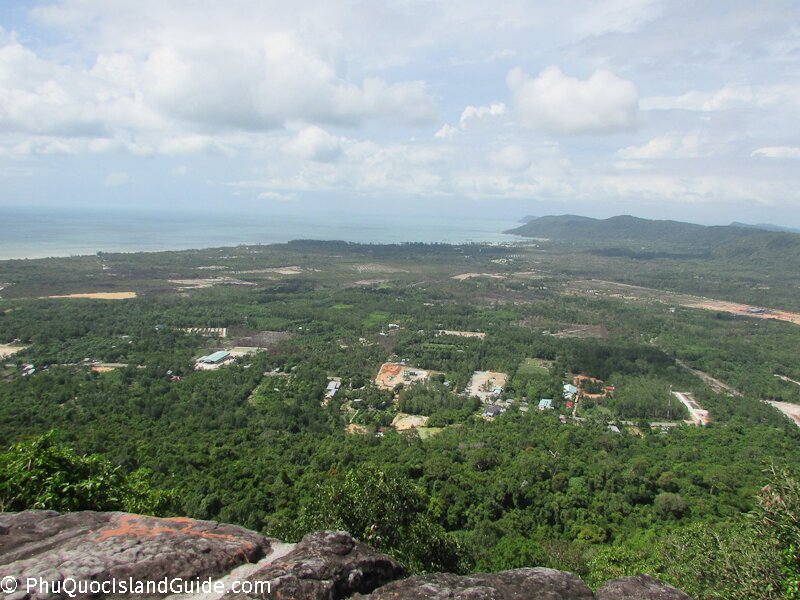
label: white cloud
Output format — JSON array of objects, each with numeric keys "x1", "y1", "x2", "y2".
[
  {"x1": 3, "y1": 2, "x2": 800, "y2": 222},
  {"x1": 138, "y1": 36, "x2": 436, "y2": 130},
  {"x1": 459, "y1": 102, "x2": 507, "y2": 129},
  {"x1": 104, "y1": 172, "x2": 130, "y2": 187},
  {"x1": 641, "y1": 83, "x2": 800, "y2": 112},
  {"x1": 489, "y1": 144, "x2": 531, "y2": 171},
  {"x1": 507, "y1": 66, "x2": 638, "y2": 134},
  {"x1": 751, "y1": 146, "x2": 800, "y2": 159},
  {"x1": 616, "y1": 132, "x2": 707, "y2": 159},
  {"x1": 434, "y1": 124, "x2": 460, "y2": 139},
  {"x1": 283, "y1": 126, "x2": 342, "y2": 162}
]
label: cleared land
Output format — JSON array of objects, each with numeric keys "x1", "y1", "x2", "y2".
[
  {"x1": 47, "y1": 292, "x2": 137, "y2": 300},
  {"x1": 231, "y1": 331, "x2": 292, "y2": 348},
  {"x1": 518, "y1": 358, "x2": 552, "y2": 376},
  {"x1": 169, "y1": 278, "x2": 254, "y2": 289},
  {"x1": 437, "y1": 330, "x2": 486, "y2": 339},
  {"x1": 549, "y1": 324, "x2": 608, "y2": 339},
  {"x1": 0, "y1": 344, "x2": 26, "y2": 358},
  {"x1": 685, "y1": 299, "x2": 800, "y2": 326},
  {"x1": 345, "y1": 424, "x2": 369, "y2": 435},
  {"x1": 391, "y1": 413, "x2": 429, "y2": 431},
  {"x1": 567, "y1": 279, "x2": 800, "y2": 326},
  {"x1": 233, "y1": 266, "x2": 304, "y2": 275},
  {"x1": 452, "y1": 273, "x2": 505, "y2": 281},
  {"x1": 375, "y1": 362, "x2": 433, "y2": 390},
  {"x1": 672, "y1": 391, "x2": 711, "y2": 426},
  {"x1": 182, "y1": 327, "x2": 228, "y2": 338},
  {"x1": 467, "y1": 370, "x2": 508, "y2": 402},
  {"x1": 352, "y1": 264, "x2": 408, "y2": 274},
  {"x1": 352, "y1": 279, "x2": 390, "y2": 286},
  {"x1": 416, "y1": 427, "x2": 444, "y2": 440}
]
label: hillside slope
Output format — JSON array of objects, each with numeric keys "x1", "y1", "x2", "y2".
[{"x1": 506, "y1": 214, "x2": 800, "y2": 267}]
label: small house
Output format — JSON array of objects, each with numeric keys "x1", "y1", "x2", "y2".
[
  {"x1": 325, "y1": 380, "x2": 341, "y2": 398},
  {"x1": 482, "y1": 405, "x2": 504, "y2": 417}
]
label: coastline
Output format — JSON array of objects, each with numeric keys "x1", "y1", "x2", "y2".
[{"x1": 0, "y1": 207, "x2": 522, "y2": 261}]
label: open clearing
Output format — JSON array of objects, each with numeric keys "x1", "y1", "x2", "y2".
[
  {"x1": 467, "y1": 370, "x2": 508, "y2": 402},
  {"x1": 345, "y1": 424, "x2": 369, "y2": 435},
  {"x1": 437, "y1": 330, "x2": 486, "y2": 339},
  {"x1": 352, "y1": 279, "x2": 390, "y2": 286},
  {"x1": 391, "y1": 413, "x2": 429, "y2": 430},
  {"x1": 549, "y1": 324, "x2": 608, "y2": 338},
  {"x1": 352, "y1": 264, "x2": 408, "y2": 274},
  {"x1": 672, "y1": 391, "x2": 711, "y2": 426},
  {"x1": 231, "y1": 331, "x2": 292, "y2": 348},
  {"x1": 452, "y1": 273, "x2": 505, "y2": 281},
  {"x1": 685, "y1": 299, "x2": 800, "y2": 326},
  {"x1": 518, "y1": 358, "x2": 552, "y2": 377},
  {"x1": 169, "y1": 277, "x2": 255, "y2": 290},
  {"x1": 375, "y1": 362, "x2": 434, "y2": 390},
  {"x1": 416, "y1": 427, "x2": 444, "y2": 440},
  {"x1": 183, "y1": 327, "x2": 227, "y2": 338},
  {"x1": 47, "y1": 292, "x2": 137, "y2": 300},
  {"x1": 567, "y1": 279, "x2": 800, "y2": 326},
  {"x1": 233, "y1": 266, "x2": 304, "y2": 275},
  {"x1": 0, "y1": 344, "x2": 26, "y2": 358}
]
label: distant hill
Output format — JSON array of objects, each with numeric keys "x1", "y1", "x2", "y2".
[
  {"x1": 519, "y1": 215, "x2": 538, "y2": 223},
  {"x1": 506, "y1": 214, "x2": 800, "y2": 268},
  {"x1": 506, "y1": 215, "x2": 712, "y2": 244},
  {"x1": 730, "y1": 222, "x2": 800, "y2": 234}
]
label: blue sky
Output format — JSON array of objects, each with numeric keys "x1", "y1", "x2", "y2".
[{"x1": 2, "y1": 0, "x2": 800, "y2": 226}]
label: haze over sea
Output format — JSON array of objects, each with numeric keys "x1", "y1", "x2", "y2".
[{"x1": 0, "y1": 206, "x2": 522, "y2": 260}]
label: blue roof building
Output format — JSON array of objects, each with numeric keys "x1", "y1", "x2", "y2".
[{"x1": 200, "y1": 350, "x2": 231, "y2": 364}]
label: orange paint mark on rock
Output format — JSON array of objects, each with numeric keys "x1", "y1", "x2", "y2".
[{"x1": 96, "y1": 514, "x2": 257, "y2": 555}]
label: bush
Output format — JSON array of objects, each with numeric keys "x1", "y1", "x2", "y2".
[
  {"x1": 287, "y1": 466, "x2": 470, "y2": 574},
  {"x1": 0, "y1": 432, "x2": 174, "y2": 515}
]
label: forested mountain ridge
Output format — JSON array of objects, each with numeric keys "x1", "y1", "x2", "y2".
[
  {"x1": 506, "y1": 214, "x2": 799, "y2": 247},
  {"x1": 506, "y1": 214, "x2": 800, "y2": 273}
]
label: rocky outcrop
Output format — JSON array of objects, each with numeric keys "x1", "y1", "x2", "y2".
[
  {"x1": 223, "y1": 530, "x2": 404, "y2": 599},
  {"x1": 0, "y1": 510, "x2": 273, "y2": 599},
  {"x1": 0, "y1": 511, "x2": 692, "y2": 599},
  {"x1": 596, "y1": 575, "x2": 693, "y2": 600},
  {"x1": 353, "y1": 567, "x2": 594, "y2": 599}
]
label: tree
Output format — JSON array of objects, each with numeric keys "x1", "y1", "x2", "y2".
[
  {"x1": 0, "y1": 432, "x2": 174, "y2": 515},
  {"x1": 288, "y1": 466, "x2": 470, "y2": 574},
  {"x1": 654, "y1": 492, "x2": 688, "y2": 520}
]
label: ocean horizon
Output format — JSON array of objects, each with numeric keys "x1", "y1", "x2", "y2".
[{"x1": 0, "y1": 206, "x2": 524, "y2": 260}]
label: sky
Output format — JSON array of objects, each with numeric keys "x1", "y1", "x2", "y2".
[{"x1": 1, "y1": 0, "x2": 800, "y2": 226}]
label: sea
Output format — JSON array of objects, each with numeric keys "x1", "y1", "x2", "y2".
[{"x1": 0, "y1": 206, "x2": 524, "y2": 260}]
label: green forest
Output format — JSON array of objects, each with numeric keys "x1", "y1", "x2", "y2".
[{"x1": 1, "y1": 237, "x2": 799, "y2": 598}]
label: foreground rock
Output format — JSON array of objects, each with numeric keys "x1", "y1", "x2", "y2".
[
  {"x1": 354, "y1": 567, "x2": 594, "y2": 599},
  {"x1": 223, "y1": 530, "x2": 404, "y2": 599},
  {"x1": 0, "y1": 510, "x2": 271, "y2": 599},
  {"x1": 0, "y1": 511, "x2": 692, "y2": 599},
  {"x1": 596, "y1": 575, "x2": 693, "y2": 600}
]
